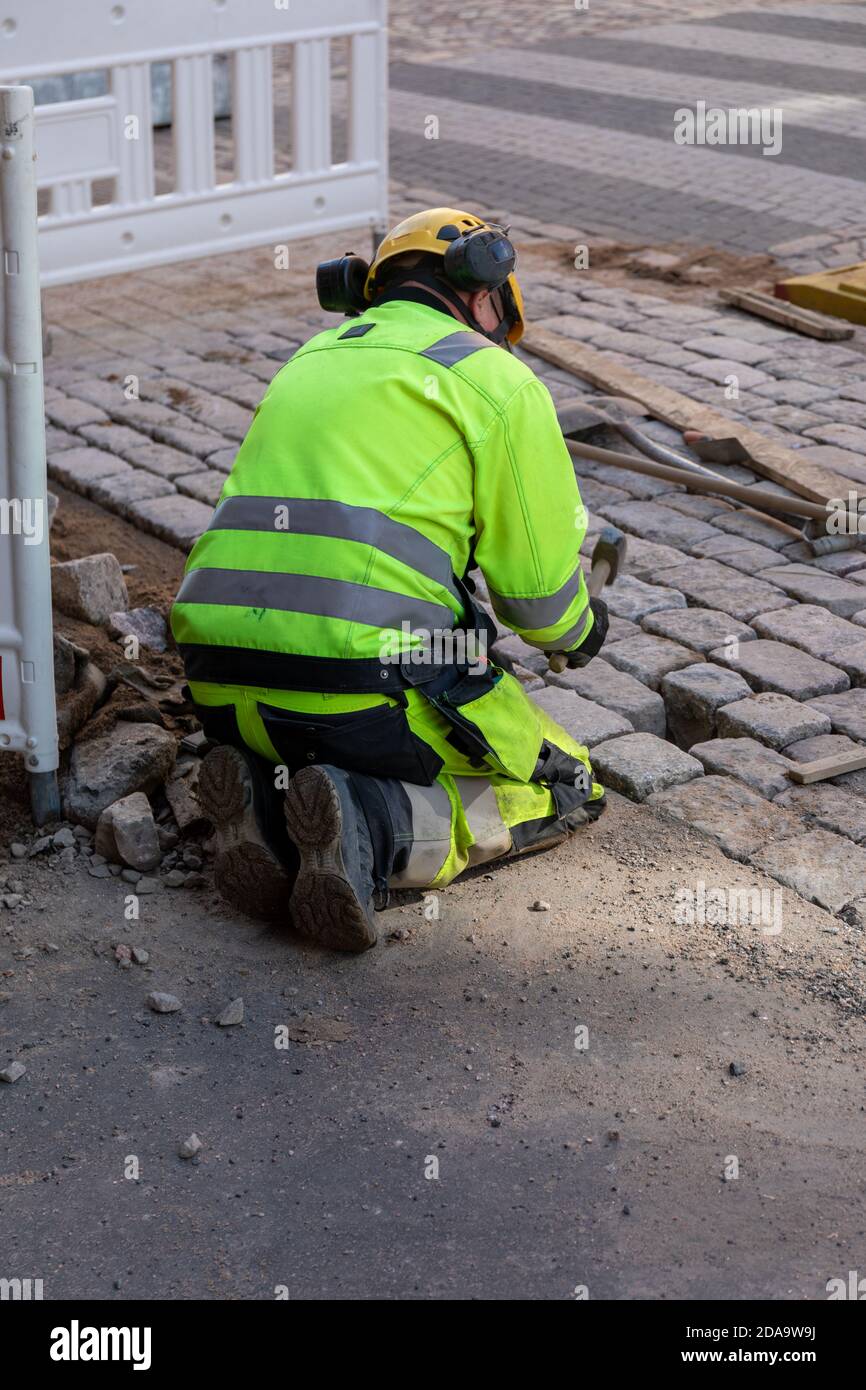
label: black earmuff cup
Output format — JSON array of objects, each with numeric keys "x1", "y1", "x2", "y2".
[
  {"x1": 443, "y1": 227, "x2": 516, "y2": 292},
  {"x1": 316, "y1": 255, "x2": 370, "y2": 316}
]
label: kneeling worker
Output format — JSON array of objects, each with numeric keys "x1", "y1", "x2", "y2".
[{"x1": 170, "y1": 208, "x2": 609, "y2": 952}]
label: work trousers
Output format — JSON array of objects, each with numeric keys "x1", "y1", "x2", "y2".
[{"x1": 190, "y1": 667, "x2": 606, "y2": 889}]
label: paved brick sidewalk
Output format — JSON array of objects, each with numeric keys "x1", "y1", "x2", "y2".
[
  {"x1": 41, "y1": 178, "x2": 866, "y2": 926},
  {"x1": 389, "y1": 0, "x2": 866, "y2": 252},
  {"x1": 37, "y1": 0, "x2": 866, "y2": 927},
  {"x1": 387, "y1": 0, "x2": 846, "y2": 59}
]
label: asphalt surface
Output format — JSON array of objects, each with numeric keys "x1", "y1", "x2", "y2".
[{"x1": 3, "y1": 796, "x2": 864, "y2": 1300}]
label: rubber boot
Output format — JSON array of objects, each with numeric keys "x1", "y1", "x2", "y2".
[
  {"x1": 283, "y1": 764, "x2": 386, "y2": 953},
  {"x1": 198, "y1": 745, "x2": 298, "y2": 920}
]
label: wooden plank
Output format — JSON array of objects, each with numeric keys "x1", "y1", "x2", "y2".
[
  {"x1": 718, "y1": 287, "x2": 853, "y2": 340},
  {"x1": 787, "y1": 749, "x2": 866, "y2": 784},
  {"x1": 522, "y1": 326, "x2": 855, "y2": 506}
]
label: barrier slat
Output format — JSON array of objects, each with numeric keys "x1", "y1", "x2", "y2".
[{"x1": 0, "y1": 1, "x2": 389, "y2": 285}]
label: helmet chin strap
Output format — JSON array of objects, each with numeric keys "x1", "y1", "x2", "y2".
[{"x1": 376, "y1": 270, "x2": 513, "y2": 348}]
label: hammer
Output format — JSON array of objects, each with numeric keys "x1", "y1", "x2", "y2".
[{"x1": 548, "y1": 524, "x2": 626, "y2": 674}]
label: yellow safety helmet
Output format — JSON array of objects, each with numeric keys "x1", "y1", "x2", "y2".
[{"x1": 367, "y1": 207, "x2": 526, "y2": 345}]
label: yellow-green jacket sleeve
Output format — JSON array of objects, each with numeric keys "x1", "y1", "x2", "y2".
[{"x1": 472, "y1": 377, "x2": 594, "y2": 653}]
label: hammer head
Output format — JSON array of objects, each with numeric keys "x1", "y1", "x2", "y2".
[{"x1": 592, "y1": 525, "x2": 626, "y2": 586}]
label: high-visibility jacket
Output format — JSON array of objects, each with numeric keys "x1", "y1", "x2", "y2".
[{"x1": 171, "y1": 298, "x2": 593, "y2": 692}]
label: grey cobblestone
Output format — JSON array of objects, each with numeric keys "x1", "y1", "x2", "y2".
[
  {"x1": 126, "y1": 495, "x2": 213, "y2": 550},
  {"x1": 45, "y1": 426, "x2": 81, "y2": 453},
  {"x1": 205, "y1": 448, "x2": 239, "y2": 474},
  {"x1": 531, "y1": 686, "x2": 634, "y2": 749},
  {"x1": 137, "y1": 377, "x2": 253, "y2": 442},
  {"x1": 751, "y1": 829, "x2": 866, "y2": 914},
  {"x1": 717, "y1": 692, "x2": 832, "y2": 749},
  {"x1": 757, "y1": 564, "x2": 866, "y2": 619},
  {"x1": 610, "y1": 536, "x2": 692, "y2": 582},
  {"x1": 77, "y1": 422, "x2": 208, "y2": 479},
  {"x1": 590, "y1": 731, "x2": 704, "y2": 802},
  {"x1": 807, "y1": 690, "x2": 866, "y2": 742},
  {"x1": 546, "y1": 659, "x2": 666, "y2": 736},
  {"x1": 707, "y1": 510, "x2": 796, "y2": 552},
  {"x1": 655, "y1": 559, "x2": 795, "y2": 623},
  {"x1": 803, "y1": 423, "x2": 866, "y2": 453},
  {"x1": 689, "y1": 736, "x2": 795, "y2": 799},
  {"x1": 89, "y1": 471, "x2": 176, "y2": 516},
  {"x1": 175, "y1": 473, "x2": 224, "y2": 507},
  {"x1": 641, "y1": 607, "x2": 755, "y2": 654},
  {"x1": 602, "y1": 632, "x2": 701, "y2": 690},
  {"x1": 683, "y1": 335, "x2": 775, "y2": 366},
  {"x1": 661, "y1": 662, "x2": 753, "y2": 746},
  {"x1": 751, "y1": 380, "x2": 837, "y2": 407},
  {"x1": 710, "y1": 638, "x2": 849, "y2": 700},
  {"x1": 812, "y1": 551, "x2": 866, "y2": 579},
  {"x1": 45, "y1": 396, "x2": 110, "y2": 431},
  {"x1": 650, "y1": 774, "x2": 802, "y2": 863},
  {"x1": 576, "y1": 477, "x2": 632, "y2": 512},
  {"x1": 603, "y1": 500, "x2": 720, "y2": 551},
  {"x1": 67, "y1": 381, "x2": 232, "y2": 459},
  {"x1": 747, "y1": 406, "x2": 825, "y2": 433},
  {"x1": 809, "y1": 399, "x2": 866, "y2": 428},
  {"x1": 572, "y1": 455, "x2": 680, "y2": 501},
  {"x1": 606, "y1": 615, "x2": 642, "y2": 644},
  {"x1": 48, "y1": 447, "x2": 133, "y2": 495},
  {"x1": 605, "y1": 574, "x2": 686, "y2": 621},
  {"x1": 690, "y1": 534, "x2": 785, "y2": 575},
  {"x1": 783, "y1": 733, "x2": 862, "y2": 764},
  {"x1": 685, "y1": 359, "x2": 769, "y2": 389},
  {"x1": 751, "y1": 604, "x2": 866, "y2": 662},
  {"x1": 774, "y1": 783, "x2": 866, "y2": 844},
  {"x1": 656, "y1": 492, "x2": 734, "y2": 522}
]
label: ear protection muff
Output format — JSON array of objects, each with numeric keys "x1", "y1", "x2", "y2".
[
  {"x1": 316, "y1": 254, "x2": 370, "y2": 316},
  {"x1": 315, "y1": 224, "x2": 522, "y2": 348},
  {"x1": 317, "y1": 225, "x2": 516, "y2": 316},
  {"x1": 441, "y1": 224, "x2": 516, "y2": 292}
]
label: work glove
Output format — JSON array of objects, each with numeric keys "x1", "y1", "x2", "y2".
[{"x1": 563, "y1": 597, "x2": 609, "y2": 669}]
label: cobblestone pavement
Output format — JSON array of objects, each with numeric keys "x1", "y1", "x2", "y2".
[
  {"x1": 41, "y1": 174, "x2": 866, "y2": 929},
  {"x1": 389, "y1": 0, "x2": 866, "y2": 252},
  {"x1": 387, "y1": 0, "x2": 842, "y2": 58},
  {"x1": 37, "y1": 0, "x2": 866, "y2": 927}
]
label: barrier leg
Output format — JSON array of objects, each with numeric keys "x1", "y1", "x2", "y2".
[
  {"x1": 0, "y1": 86, "x2": 60, "y2": 824},
  {"x1": 30, "y1": 769, "x2": 60, "y2": 826}
]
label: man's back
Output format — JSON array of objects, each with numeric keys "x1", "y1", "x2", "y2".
[
  {"x1": 170, "y1": 205, "x2": 608, "y2": 953},
  {"x1": 172, "y1": 296, "x2": 587, "y2": 685}
]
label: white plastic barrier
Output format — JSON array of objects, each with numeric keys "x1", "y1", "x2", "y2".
[
  {"x1": 0, "y1": 86, "x2": 59, "y2": 823},
  {"x1": 0, "y1": 0, "x2": 389, "y2": 286}
]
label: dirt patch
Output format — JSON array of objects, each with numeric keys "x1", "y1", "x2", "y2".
[
  {"x1": 0, "y1": 487, "x2": 194, "y2": 839},
  {"x1": 0, "y1": 755, "x2": 31, "y2": 842},
  {"x1": 49, "y1": 485, "x2": 189, "y2": 736},
  {"x1": 517, "y1": 234, "x2": 782, "y2": 303}
]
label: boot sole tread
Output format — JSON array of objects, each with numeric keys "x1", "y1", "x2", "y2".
[{"x1": 284, "y1": 766, "x2": 377, "y2": 953}]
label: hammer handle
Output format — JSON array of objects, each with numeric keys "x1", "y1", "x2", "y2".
[
  {"x1": 587, "y1": 556, "x2": 611, "y2": 599},
  {"x1": 547, "y1": 553, "x2": 609, "y2": 673}
]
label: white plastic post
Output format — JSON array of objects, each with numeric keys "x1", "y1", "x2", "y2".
[{"x1": 0, "y1": 85, "x2": 59, "y2": 824}]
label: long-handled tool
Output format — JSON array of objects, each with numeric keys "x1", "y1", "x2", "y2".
[
  {"x1": 548, "y1": 525, "x2": 626, "y2": 674},
  {"x1": 555, "y1": 400, "x2": 864, "y2": 546},
  {"x1": 563, "y1": 437, "x2": 863, "y2": 535}
]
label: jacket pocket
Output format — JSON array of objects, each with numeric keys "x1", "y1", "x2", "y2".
[{"x1": 257, "y1": 700, "x2": 443, "y2": 786}]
